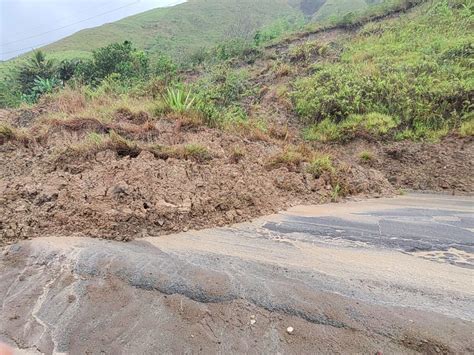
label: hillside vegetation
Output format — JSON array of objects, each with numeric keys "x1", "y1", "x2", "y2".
[
  {"x1": 1, "y1": 0, "x2": 473, "y2": 244},
  {"x1": 296, "y1": 0, "x2": 473, "y2": 139},
  {"x1": 1, "y1": 0, "x2": 386, "y2": 67}
]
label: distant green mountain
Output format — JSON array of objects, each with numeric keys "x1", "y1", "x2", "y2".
[
  {"x1": 40, "y1": 0, "x2": 304, "y2": 62},
  {"x1": 1, "y1": 0, "x2": 380, "y2": 69}
]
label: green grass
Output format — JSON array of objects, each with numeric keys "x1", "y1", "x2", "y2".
[
  {"x1": 294, "y1": 0, "x2": 473, "y2": 139},
  {"x1": 304, "y1": 113, "x2": 399, "y2": 142},
  {"x1": 1, "y1": 0, "x2": 379, "y2": 70},
  {"x1": 313, "y1": 0, "x2": 369, "y2": 20},
  {"x1": 306, "y1": 154, "x2": 335, "y2": 178},
  {"x1": 460, "y1": 118, "x2": 474, "y2": 137},
  {"x1": 359, "y1": 150, "x2": 375, "y2": 162},
  {"x1": 24, "y1": 0, "x2": 304, "y2": 64}
]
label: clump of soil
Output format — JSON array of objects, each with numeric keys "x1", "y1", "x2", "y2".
[{"x1": 0, "y1": 112, "x2": 393, "y2": 246}]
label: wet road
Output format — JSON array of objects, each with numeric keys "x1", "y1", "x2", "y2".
[{"x1": 1, "y1": 194, "x2": 473, "y2": 354}]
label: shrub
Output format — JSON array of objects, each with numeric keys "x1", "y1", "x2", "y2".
[
  {"x1": 0, "y1": 79, "x2": 22, "y2": 108},
  {"x1": 153, "y1": 55, "x2": 177, "y2": 80},
  {"x1": 57, "y1": 59, "x2": 81, "y2": 83},
  {"x1": 193, "y1": 65, "x2": 250, "y2": 126},
  {"x1": 77, "y1": 41, "x2": 149, "y2": 85},
  {"x1": 253, "y1": 15, "x2": 306, "y2": 46},
  {"x1": 213, "y1": 39, "x2": 261, "y2": 64},
  {"x1": 28, "y1": 76, "x2": 61, "y2": 102}
]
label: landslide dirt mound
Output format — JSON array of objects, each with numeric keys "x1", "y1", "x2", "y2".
[
  {"x1": 332, "y1": 136, "x2": 474, "y2": 194},
  {"x1": 0, "y1": 112, "x2": 393, "y2": 246}
]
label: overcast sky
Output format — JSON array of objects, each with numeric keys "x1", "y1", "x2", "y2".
[{"x1": 0, "y1": 0, "x2": 185, "y2": 61}]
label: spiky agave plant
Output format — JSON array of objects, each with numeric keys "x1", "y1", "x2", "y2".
[{"x1": 164, "y1": 88, "x2": 196, "y2": 113}]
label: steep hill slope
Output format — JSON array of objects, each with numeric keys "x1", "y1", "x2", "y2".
[
  {"x1": 40, "y1": 0, "x2": 304, "y2": 61},
  {"x1": 6, "y1": 0, "x2": 380, "y2": 64}
]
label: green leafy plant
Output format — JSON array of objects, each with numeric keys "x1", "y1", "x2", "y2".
[
  {"x1": 163, "y1": 88, "x2": 196, "y2": 113},
  {"x1": 17, "y1": 51, "x2": 57, "y2": 94},
  {"x1": 32, "y1": 76, "x2": 60, "y2": 95}
]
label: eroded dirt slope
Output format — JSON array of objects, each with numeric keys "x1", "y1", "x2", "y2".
[{"x1": 0, "y1": 110, "x2": 393, "y2": 246}]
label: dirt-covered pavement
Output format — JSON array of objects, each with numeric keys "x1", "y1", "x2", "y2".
[{"x1": 1, "y1": 193, "x2": 473, "y2": 354}]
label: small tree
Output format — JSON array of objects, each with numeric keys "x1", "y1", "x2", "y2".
[
  {"x1": 84, "y1": 41, "x2": 149, "y2": 84},
  {"x1": 17, "y1": 50, "x2": 56, "y2": 94}
]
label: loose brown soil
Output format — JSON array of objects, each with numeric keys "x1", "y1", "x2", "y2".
[
  {"x1": 0, "y1": 111, "x2": 395, "y2": 246},
  {"x1": 331, "y1": 136, "x2": 474, "y2": 194},
  {"x1": 1, "y1": 105, "x2": 472, "y2": 247}
]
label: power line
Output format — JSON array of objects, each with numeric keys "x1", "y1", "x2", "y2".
[
  {"x1": 1, "y1": 0, "x2": 141, "y2": 47},
  {"x1": 1, "y1": 41, "x2": 55, "y2": 57},
  {"x1": 4, "y1": 0, "x2": 120, "y2": 39}
]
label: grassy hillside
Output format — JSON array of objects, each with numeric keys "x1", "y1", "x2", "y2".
[
  {"x1": 313, "y1": 0, "x2": 369, "y2": 20},
  {"x1": 39, "y1": 0, "x2": 304, "y2": 62},
  {"x1": 295, "y1": 0, "x2": 473, "y2": 139},
  {"x1": 2, "y1": 0, "x2": 382, "y2": 67}
]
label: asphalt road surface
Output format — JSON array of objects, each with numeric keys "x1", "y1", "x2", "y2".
[{"x1": 1, "y1": 193, "x2": 473, "y2": 354}]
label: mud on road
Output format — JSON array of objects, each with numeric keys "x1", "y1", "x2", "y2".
[{"x1": 1, "y1": 194, "x2": 473, "y2": 354}]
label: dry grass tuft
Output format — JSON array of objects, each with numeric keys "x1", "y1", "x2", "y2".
[
  {"x1": 65, "y1": 131, "x2": 141, "y2": 158},
  {"x1": 41, "y1": 87, "x2": 87, "y2": 115},
  {"x1": 229, "y1": 147, "x2": 245, "y2": 163},
  {"x1": 266, "y1": 144, "x2": 313, "y2": 170},
  {"x1": 0, "y1": 123, "x2": 30, "y2": 145},
  {"x1": 147, "y1": 143, "x2": 212, "y2": 162},
  {"x1": 48, "y1": 117, "x2": 109, "y2": 134},
  {"x1": 114, "y1": 107, "x2": 150, "y2": 124}
]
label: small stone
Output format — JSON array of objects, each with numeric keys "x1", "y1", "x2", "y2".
[
  {"x1": 250, "y1": 315, "x2": 255, "y2": 319},
  {"x1": 250, "y1": 319, "x2": 256, "y2": 325},
  {"x1": 286, "y1": 326, "x2": 294, "y2": 334}
]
